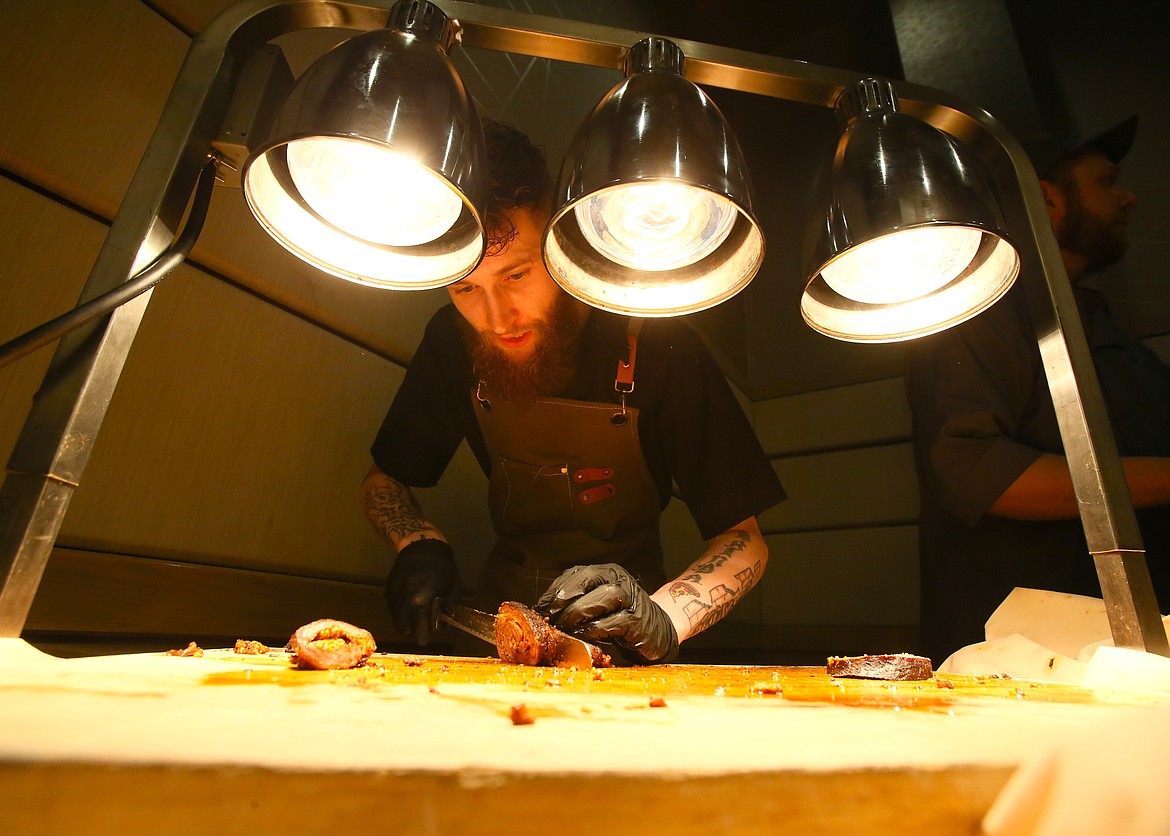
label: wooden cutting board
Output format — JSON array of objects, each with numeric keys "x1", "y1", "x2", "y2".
[
  {"x1": 1, "y1": 639, "x2": 1166, "y2": 835},
  {"x1": 199, "y1": 645, "x2": 1162, "y2": 710}
]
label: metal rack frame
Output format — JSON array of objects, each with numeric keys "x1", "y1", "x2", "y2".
[{"x1": 2, "y1": 0, "x2": 1165, "y2": 654}]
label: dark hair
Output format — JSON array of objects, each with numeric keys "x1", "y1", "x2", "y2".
[
  {"x1": 1043, "y1": 145, "x2": 1099, "y2": 194},
  {"x1": 481, "y1": 119, "x2": 553, "y2": 254}
]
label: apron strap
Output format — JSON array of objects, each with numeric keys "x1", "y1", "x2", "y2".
[{"x1": 615, "y1": 317, "x2": 644, "y2": 397}]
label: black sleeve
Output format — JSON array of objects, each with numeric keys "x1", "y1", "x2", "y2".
[
  {"x1": 639, "y1": 320, "x2": 786, "y2": 540},
  {"x1": 906, "y1": 290, "x2": 1046, "y2": 527},
  {"x1": 369, "y1": 307, "x2": 473, "y2": 487}
]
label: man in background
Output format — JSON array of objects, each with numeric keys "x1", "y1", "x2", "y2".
[{"x1": 907, "y1": 115, "x2": 1170, "y2": 664}]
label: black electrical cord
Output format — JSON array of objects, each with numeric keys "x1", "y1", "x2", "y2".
[{"x1": 0, "y1": 156, "x2": 220, "y2": 369}]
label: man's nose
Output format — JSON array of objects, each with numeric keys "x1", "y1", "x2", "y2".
[
  {"x1": 1118, "y1": 185, "x2": 1137, "y2": 209},
  {"x1": 484, "y1": 290, "x2": 516, "y2": 334}
]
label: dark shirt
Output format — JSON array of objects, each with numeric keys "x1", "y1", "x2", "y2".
[
  {"x1": 907, "y1": 283, "x2": 1170, "y2": 663},
  {"x1": 371, "y1": 304, "x2": 785, "y2": 541}
]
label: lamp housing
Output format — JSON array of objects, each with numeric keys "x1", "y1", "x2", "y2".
[
  {"x1": 242, "y1": 0, "x2": 486, "y2": 290},
  {"x1": 544, "y1": 37, "x2": 764, "y2": 317},
  {"x1": 801, "y1": 78, "x2": 1019, "y2": 342}
]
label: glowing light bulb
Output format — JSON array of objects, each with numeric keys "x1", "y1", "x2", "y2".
[
  {"x1": 287, "y1": 137, "x2": 462, "y2": 247},
  {"x1": 821, "y1": 226, "x2": 983, "y2": 304},
  {"x1": 574, "y1": 183, "x2": 737, "y2": 271}
]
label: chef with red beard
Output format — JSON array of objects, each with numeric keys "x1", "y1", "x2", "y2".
[
  {"x1": 907, "y1": 115, "x2": 1170, "y2": 664},
  {"x1": 361, "y1": 120, "x2": 784, "y2": 665}
]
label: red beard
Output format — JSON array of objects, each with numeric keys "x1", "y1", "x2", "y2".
[{"x1": 460, "y1": 292, "x2": 588, "y2": 400}]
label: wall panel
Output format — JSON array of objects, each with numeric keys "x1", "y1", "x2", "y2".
[
  {"x1": 55, "y1": 263, "x2": 414, "y2": 582},
  {"x1": 759, "y1": 527, "x2": 919, "y2": 628},
  {"x1": 0, "y1": 0, "x2": 187, "y2": 218},
  {"x1": 760, "y1": 444, "x2": 919, "y2": 533},
  {"x1": 24, "y1": 548, "x2": 395, "y2": 646},
  {"x1": 749, "y1": 382, "x2": 920, "y2": 647},
  {"x1": 754, "y1": 378, "x2": 911, "y2": 457},
  {"x1": 0, "y1": 181, "x2": 106, "y2": 468}
]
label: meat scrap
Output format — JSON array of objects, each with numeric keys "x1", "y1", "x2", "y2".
[
  {"x1": 494, "y1": 601, "x2": 612, "y2": 668},
  {"x1": 165, "y1": 641, "x2": 203, "y2": 657},
  {"x1": 233, "y1": 639, "x2": 270, "y2": 655},
  {"x1": 509, "y1": 704, "x2": 536, "y2": 725},
  {"x1": 586, "y1": 644, "x2": 612, "y2": 668},
  {"x1": 289, "y1": 618, "x2": 376, "y2": 670},
  {"x1": 826, "y1": 653, "x2": 933, "y2": 681}
]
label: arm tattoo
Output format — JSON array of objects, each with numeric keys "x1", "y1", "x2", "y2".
[
  {"x1": 681, "y1": 559, "x2": 763, "y2": 634},
  {"x1": 667, "y1": 581, "x2": 701, "y2": 601},
  {"x1": 679, "y1": 528, "x2": 750, "y2": 583},
  {"x1": 362, "y1": 475, "x2": 433, "y2": 545}
]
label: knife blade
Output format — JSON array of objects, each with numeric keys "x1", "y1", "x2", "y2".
[
  {"x1": 551, "y1": 630, "x2": 596, "y2": 669},
  {"x1": 432, "y1": 599, "x2": 596, "y2": 668},
  {"x1": 433, "y1": 599, "x2": 499, "y2": 648}
]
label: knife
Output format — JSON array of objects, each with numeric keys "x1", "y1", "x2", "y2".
[
  {"x1": 431, "y1": 599, "x2": 596, "y2": 668},
  {"x1": 431, "y1": 599, "x2": 498, "y2": 647}
]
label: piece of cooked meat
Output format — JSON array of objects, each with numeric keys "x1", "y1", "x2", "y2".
[
  {"x1": 233, "y1": 639, "x2": 270, "y2": 655},
  {"x1": 495, "y1": 601, "x2": 558, "y2": 666},
  {"x1": 494, "y1": 601, "x2": 612, "y2": 668},
  {"x1": 165, "y1": 641, "x2": 203, "y2": 657},
  {"x1": 826, "y1": 653, "x2": 933, "y2": 681},
  {"x1": 585, "y1": 642, "x2": 612, "y2": 669},
  {"x1": 509, "y1": 704, "x2": 536, "y2": 725},
  {"x1": 289, "y1": 619, "x2": 376, "y2": 670}
]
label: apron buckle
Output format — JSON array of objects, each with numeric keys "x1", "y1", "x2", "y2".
[
  {"x1": 475, "y1": 379, "x2": 492, "y2": 410},
  {"x1": 612, "y1": 382, "x2": 632, "y2": 426}
]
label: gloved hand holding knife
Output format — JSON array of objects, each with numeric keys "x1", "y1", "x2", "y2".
[
  {"x1": 385, "y1": 538, "x2": 461, "y2": 646},
  {"x1": 536, "y1": 563, "x2": 680, "y2": 665}
]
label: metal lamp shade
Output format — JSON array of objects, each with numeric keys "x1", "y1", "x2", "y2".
[
  {"x1": 242, "y1": 0, "x2": 486, "y2": 290},
  {"x1": 802, "y1": 78, "x2": 1019, "y2": 342},
  {"x1": 544, "y1": 38, "x2": 764, "y2": 317}
]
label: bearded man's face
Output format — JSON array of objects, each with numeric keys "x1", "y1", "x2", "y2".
[
  {"x1": 461, "y1": 289, "x2": 586, "y2": 399},
  {"x1": 448, "y1": 207, "x2": 589, "y2": 398},
  {"x1": 1051, "y1": 151, "x2": 1136, "y2": 275}
]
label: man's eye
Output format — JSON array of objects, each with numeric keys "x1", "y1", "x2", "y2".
[
  {"x1": 452, "y1": 284, "x2": 475, "y2": 296},
  {"x1": 506, "y1": 271, "x2": 526, "y2": 282}
]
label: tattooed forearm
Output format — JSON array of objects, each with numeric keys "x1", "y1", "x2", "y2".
[
  {"x1": 680, "y1": 528, "x2": 751, "y2": 583},
  {"x1": 690, "y1": 600, "x2": 738, "y2": 635},
  {"x1": 361, "y1": 470, "x2": 439, "y2": 547},
  {"x1": 653, "y1": 518, "x2": 767, "y2": 643},
  {"x1": 682, "y1": 559, "x2": 763, "y2": 633}
]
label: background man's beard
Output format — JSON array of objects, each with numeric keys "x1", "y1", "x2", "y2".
[
  {"x1": 463, "y1": 293, "x2": 585, "y2": 399},
  {"x1": 1056, "y1": 192, "x2": 1128, "y2": 275}
]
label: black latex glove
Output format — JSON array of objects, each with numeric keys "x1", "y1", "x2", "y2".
[
  {"x1": 535, "y1": 563, "x2": 679, "y2": 665},
  {"x1": 385, "y1": 539, "x2": 460, "y2": 646}
]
